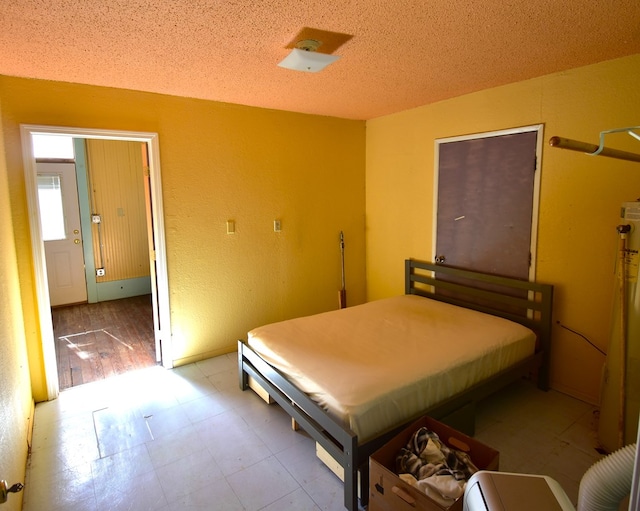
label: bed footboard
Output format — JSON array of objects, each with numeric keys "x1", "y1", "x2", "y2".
[{"x1": 238, "y1": 340, "x2": 361, "y2": 511}]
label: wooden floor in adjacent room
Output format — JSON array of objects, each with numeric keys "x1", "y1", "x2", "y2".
[{"x1": 51, "y1": 295, "x2": 156, "y2": 391}]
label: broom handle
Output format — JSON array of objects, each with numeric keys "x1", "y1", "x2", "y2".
[{"x1": 339, "y1": 231, "x2": 346, "y2": 309}]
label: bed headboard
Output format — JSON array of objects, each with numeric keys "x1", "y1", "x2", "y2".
[{"x1": 405, "y1": 259, "x2": 554, "y2": 389}]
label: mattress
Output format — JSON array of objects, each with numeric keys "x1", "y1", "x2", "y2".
[{"x1": 247, "y1": 294, "x2": 536, "y2": 442}]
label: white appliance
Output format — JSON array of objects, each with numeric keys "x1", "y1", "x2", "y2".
[
  {"x1": 463, "y1": 471, "x2": 574, "y2": 511},
  {"x1": 464, "y1": 438, "x2": 639, "y2": 511},
  {"x1": 599, "y1": 201, "x2": 640, "y2": 452}
]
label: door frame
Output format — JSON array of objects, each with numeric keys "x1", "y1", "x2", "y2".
[
  {"x1": 433, "y1": 124, "x2": 544, "y2": 281},
  {"x1": 21, "y1": 124, "x2": 173, "y2": 400}
]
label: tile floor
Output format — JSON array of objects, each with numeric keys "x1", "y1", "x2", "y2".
[{"x1": 23, "y1": 353, "x2": 604, "y2": 511}]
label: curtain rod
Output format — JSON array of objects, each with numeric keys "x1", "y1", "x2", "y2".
[{"x1": 549, "y1": 128, "x2": 640, "y2": 163}]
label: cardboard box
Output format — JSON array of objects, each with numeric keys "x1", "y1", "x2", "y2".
[{"x1": 369, "y1": 416, "x2": 499, "y2": 511}]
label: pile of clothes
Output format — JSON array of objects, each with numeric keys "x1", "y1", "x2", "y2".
[{"x1": 396, "y1": 427, "x2": 479, "y2": 508}]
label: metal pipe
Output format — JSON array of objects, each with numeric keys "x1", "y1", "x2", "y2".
[
  {"x1": 548, "y1": 136, "x2": 640, "y2": 163},
  {"x1": 617, "y1": 225, "x2": 631, "y2": 449}
]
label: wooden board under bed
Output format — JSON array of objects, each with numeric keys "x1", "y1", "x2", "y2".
[{"x1": 237, "y1": 259, "x2": 553, "y2": 511}]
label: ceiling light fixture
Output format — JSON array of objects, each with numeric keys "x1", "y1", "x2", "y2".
[{"x1": 278, "y1": 39, "x2": 340, "y2": 73}]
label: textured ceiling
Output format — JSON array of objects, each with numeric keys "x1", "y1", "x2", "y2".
[{"x1": 1, "y1": 0, "x2": 639, "y2": 120}]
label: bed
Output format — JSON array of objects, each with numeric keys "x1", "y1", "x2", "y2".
[{"x1": 237, "y1": 259, "x2": 553, "y2": 510}]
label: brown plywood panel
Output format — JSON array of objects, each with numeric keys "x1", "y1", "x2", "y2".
[
  {"x1": 87, "y1": 140, "x2": 150, "y2": 282},
  {"x1": 284, "y1": 27, "x2": 353, "y2": 54},
  {"x1": 436, "y1": 131, "x2": 537, "y2": 280}
]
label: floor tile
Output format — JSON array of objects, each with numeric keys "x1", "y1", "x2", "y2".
[
  {"x1": 25, "y1": 462, "x2": 95, "y2": 511},
  {"x1": 28, "y1": 436, "x2": 101, "y2": 473},
  {"x1": 168, "y1": 373, "x2": 219, "y2": 404},
  {"x1": 261, "y1": 487, "x2": 322, "y2": 511},
  {"x1": 155, "y1": 448, "x2": 224, "y2": 503},
  {"x1": 298, "y1": 467, "x2": 348, "y2": 511},
  {"x1": 93, "y1": 406, "x2": 153, "y2": 458},
  {"x1": 179, "y1": 391, "x2": 230, "y2": 423},
  {"x1": 145, "y1": 423, "x2": 203, "y2": 469},
  {"x1": 226, "y1": 456, "x2": 300, "y2": 511},
  {"x1": 192, "y1": 408, "x2": 252, "y2": 444},
  {"x1": 90, "y1": 443, "x2": 155, "y2": 483},
  {"x1": 277, "y1": 436, "x2": 333, "y2": 486},
  {"x1": 171, "y1": 477, "x2": 244, "y2": 510},
  {"x1": 144, "y1": 403, "x2": 192, "y2": 439},
  {"x1": 207, "y1": 423, "x2": 273, "y2": 476},
  {"x1": 196, "y1": 353, "x2": 236, "y2": 377},
  {"x1": 23, "y1": 354, "x2": 609, "y2": 511},
  {"x1": 94, "y1": 469, "x2": 167, "y2": 511}
]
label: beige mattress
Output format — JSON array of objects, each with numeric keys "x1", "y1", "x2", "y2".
[{"x1": 247, "y1": 294, "x2": 536, "y2": 442}]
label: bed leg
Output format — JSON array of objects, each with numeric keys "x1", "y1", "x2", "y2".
[
  {"x1": 291, "y1": 418, "x2": 299, "y2": 431},
  {"x1": 344, "y1": 466, "x2": 357, "y2": 511},
  {"x1": 237, "y1": 340, "x2": 249, "y2": 391},
  {"x1": 344, "y1": 440, "x2": 359, "y2": 511},
  {"x1": 359, "y1": 462, "x2": 369, "y2": 507},
  {"x1": 537, "y1": 363, "x2": 550, "y2": 391}
]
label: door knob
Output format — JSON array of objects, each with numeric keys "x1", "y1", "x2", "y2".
[
  {"x1": 435, "y1": 255, "x2": 446, "y2": 264},
  {"x1": 0, "y1": 480, "x2": 23, "y2": 503},
  {"x1": 74, "y1": 239, "x2": 81, "y2": 244},
  {"x1": 73, "y1": 229, "x2": 80, "y2": 234}
]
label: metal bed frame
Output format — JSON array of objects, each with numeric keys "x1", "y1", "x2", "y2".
[{"x1": 238, "y1": 259, "x2": 553, "y2": 510}]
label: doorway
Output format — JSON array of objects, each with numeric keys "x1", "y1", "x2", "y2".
[
  {"x1": 36, "y1": 137, "x2": 157, "y2": 390},
  {"x1": 21, "y1": 125, "x2": 172, "y2": 400}
]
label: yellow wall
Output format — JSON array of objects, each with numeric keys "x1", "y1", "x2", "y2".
[
  {"x1": 4, "y1": 56, "x2": 639, "y2": 407},
  {"x1": 366, "y1": 54, "x2": 640, "y2": 404},
  {"x1": 0, "y1": 76, "x2": 366, "y2": 401},
  {"x1": 0, "y1": 97, "x2": 33, "y2": 511}
]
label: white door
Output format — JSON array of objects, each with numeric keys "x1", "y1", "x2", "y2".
[{"x1": 37, "y1": 162, "x2": 88, "y2": 306}]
